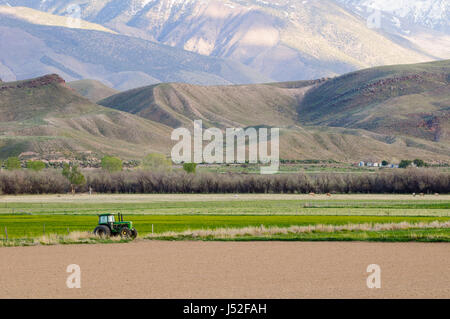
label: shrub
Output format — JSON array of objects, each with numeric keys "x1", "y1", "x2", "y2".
[
  {"x1": 413, "y1": 159, "x2": 426, "y2": 167},
  {"x1": 183, "y1": 163, "x2": 197, "y2": 174},
  {"x1": 141, "y1": 153, "x2": 172, "y2": 171},
  {"x1": 27, "y1": 160, "x2": 46, "y2": 172},
  {"x1": 5, "y1": 157, "x2": 21, "y2": 170},
  {"x1": 62, "y1": 163, "x2": 71, "y2": 178},
  {"x1": 101, "y1": 156, "x2": 123, "y2": 173},
  {"x1": 399, "y1": 160, "x2": 413, "y2": 169},
  {"x1": 62, "y1": 164, "x2": 86, "y2": 193}
]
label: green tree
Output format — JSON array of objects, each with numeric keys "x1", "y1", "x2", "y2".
[
  {"x1": 141, "y1": 153, "x2": 172, "y2": 171},
  {"x1": 381, "y1": 160, "x2": 389, "y2": 167},
  {"x1": 399, "y1": 160, "x2": 413, "y2": 169},
  {"x1": 183, "y1": 163, "x2": 197, "y2": 174},
  {"x1": 101, "y1": 156, "x2": 123, "y2": 173},
  {"x1": 62, "y1": 163, "x2": 71, "y2": 178},
  {"x1": 5, "y1": 157, "x2": 21, "y2": 170},
  {"x1": 413, "y1": 159, "x2": 426, "y2": 167},
  {"x1": 27, "y1": 160, "x2": 46, "y2": 171},
  {"x1": 62, "y1": 164, "x2": 86, "y2": 193}
]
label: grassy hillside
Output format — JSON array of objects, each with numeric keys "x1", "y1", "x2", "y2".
[
  {"x1": 1, "y1": 60, "x2": 449, "y2": 163},
  {"x1": 0, "y1": 75, "x2": 173, "y2": 159},
  {"x1": 280, "y1": 126, "x2": 450, "y2": 163},
  {"x1": 298, "y1": 60, "x2": 450, "y2": 142},
  {"x1": 99, "y1": 61, "x2": 450, "y2": 163},
  {"x1": 99, "y1": 82, "x2": 309, "y2": 129},
  {"x1": 68, "y1": 79, "x2": 118, "y2": 103}
]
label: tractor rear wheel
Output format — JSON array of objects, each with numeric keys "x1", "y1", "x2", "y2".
[
  {"x1": 94, "y1": 225, "x2": 111, "y2": 238},
  {"x1": 131, "y1": 228, "x2": 138, "y2": 239},
  {"x1": 120, "y1": 227, "x2": 132, "y2": 238}
]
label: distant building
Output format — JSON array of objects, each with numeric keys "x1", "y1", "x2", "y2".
[
  {"x1": 358, "y1": 161, "x2": 365, "y2": 167},
  {"x1": 19, "y1": 152, "x2": 39, "y2": 160}
]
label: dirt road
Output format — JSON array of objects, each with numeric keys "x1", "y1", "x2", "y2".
[{"x1": 0, "y1": 242, "x2": 449, "y2": 299}]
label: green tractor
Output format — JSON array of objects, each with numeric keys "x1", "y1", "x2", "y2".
[{"x1": 93, "y1": 213, "x2": 138, "y2": 239}]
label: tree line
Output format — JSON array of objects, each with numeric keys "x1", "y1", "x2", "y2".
[{"x1": 0, "y1": 169, "x2": 448, "y2": 195}]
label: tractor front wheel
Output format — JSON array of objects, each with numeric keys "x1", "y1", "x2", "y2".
[
  {"x1": 131, "y1": 228, "x2": 138, "y2": 239},
  {"x1": 120, "y1": 227, "x2": 132, "y2": 238},
  {"x1": 94, "y1": 225, "x2": 111, "y2": 238}
]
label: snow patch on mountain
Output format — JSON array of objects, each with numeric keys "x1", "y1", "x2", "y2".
[{"x1": 335, "y1": 0, "x2": 449, "y2": 31}]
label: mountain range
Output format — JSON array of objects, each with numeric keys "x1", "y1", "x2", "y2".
[
  {"x1": 335, "y1": 0, "x2": 450, "y2": 60},
  {"x1": 0, "y1": 5, "x2": 269, "y2": 89},
  {"x1": 0, "y1": 0, "x2": 448, "y2": 89},
  {"x1": 0, "y1": 60, "x2": 448, "y2": 164},
  {"x1": 0, "y1": 1, "x2": 448, "y2": 164},
  {"x1": 335, "y1": 0, "x2": 449, "y2": 32}
]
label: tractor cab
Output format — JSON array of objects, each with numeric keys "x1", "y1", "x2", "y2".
[
  {"x1": 99, "y1": 214, "x2": 115, "y2": 228},
  {"x1": 94, "y1": 213, "x2": 137, "y2": 239}
]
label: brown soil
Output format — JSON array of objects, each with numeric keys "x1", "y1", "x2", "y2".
[{"x1": 0, "y1": 242, "x2": 449, "y2": 299}]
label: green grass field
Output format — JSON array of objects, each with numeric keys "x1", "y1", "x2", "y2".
[
  {"x1": 0, "y1": 195, "x2": 449, "y2": 241},
  {"x1": 2, "y1": 214, "x2": 450, "y2": 239},
  {"x1": 0, "y1": 198, "x2": 449, "y2": 216}
]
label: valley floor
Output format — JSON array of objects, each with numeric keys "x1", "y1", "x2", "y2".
[
  {"x1": 0, "y1": 194, "x2": 449, "y2": 242},
  {"x1": 1, "y1": 193, "x2": 449, "y2": 203},
  {"x1": 0, "y1": 241, "x2": 448, "y2": 299}
]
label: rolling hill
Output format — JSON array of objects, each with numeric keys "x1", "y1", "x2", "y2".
[
  {"x1": 1, "y1": 0, "x2": 442, "y2": 82},
  {"x1": 99, "y1": 60, "x2": 450, "y2": 163},
  {"x1": 99, "y1": 81, "x2": 318, "y2": 129},
  {"x1": 67, "y1": 79, "x2": 119, "y2": 103},
  {"x1": 0, "y1": 60, "x2": 448, "y2": 163},
  {"x1": 298, "y1": 60, "x2": 450, "y2": 142},
  {"x1": 0, "y1": 74, "x2": 173, "y2": 160}
]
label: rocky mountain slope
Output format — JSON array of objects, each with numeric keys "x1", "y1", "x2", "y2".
[
  {"x1": 1, "y1": 0, "x2": 441, "y2": 82},
  {"x1": 335, "y1": 0, "x2": 449, "y2": 32},
  {"x1": 0, "y1": 6, "x2": 270, "y2": 89},
  {"x1": 334, "y1": 0, "x2": 450, "y2": 60}
]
